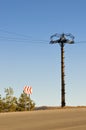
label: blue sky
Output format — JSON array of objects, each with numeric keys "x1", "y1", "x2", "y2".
[{"x1": 0, "y1": 0, "x2": 86, "y2": 107}]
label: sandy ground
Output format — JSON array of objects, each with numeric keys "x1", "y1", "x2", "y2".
[{"x1": 0, "y1": 108, "x2": 86, "y2": 130}]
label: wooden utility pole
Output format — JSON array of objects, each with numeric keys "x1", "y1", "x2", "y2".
[{"x1": 50, "y1": 33, "x2": 74, "y2": 107}]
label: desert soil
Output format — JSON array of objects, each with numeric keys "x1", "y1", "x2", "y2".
[{"x1": 0, "y1": 108, "x2": 86, "y2": 130}]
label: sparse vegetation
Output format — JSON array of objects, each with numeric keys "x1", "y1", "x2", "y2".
[{"x1": 0, "y1": 87, "x2": 35, "y2": 112}]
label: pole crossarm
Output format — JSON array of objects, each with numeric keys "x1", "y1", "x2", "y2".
[{"x1": 50, "y1": 33, "x2": 74, "y2": 44}]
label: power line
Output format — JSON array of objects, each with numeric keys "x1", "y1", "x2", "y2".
[
  {"x1": 0, "y1": 34, "x2": 85, "y2": 45},
  {"x1": 0, "y1": 28, "x2": 32, "y2": 38},
  {"x1": 0, "y1": 28, "x2": 49, "y2": 44},
  {"x1": 0, "y1": 28, "x2": 86, "y2": 44},
  {"x1": 0, "y1": 36, "x2": 48, "y2": 44},
  {"x1": 75, "y1": 41, "x2": 86, "y2": 43}
]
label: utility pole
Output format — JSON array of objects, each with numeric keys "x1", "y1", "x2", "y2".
[{"x1": 50, "y1": 33, "x2": 74, "y2": 107}]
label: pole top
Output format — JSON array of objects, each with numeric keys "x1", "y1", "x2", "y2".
[{"x1": 50, "y1": 33, "x2": 74, "y2": 44}]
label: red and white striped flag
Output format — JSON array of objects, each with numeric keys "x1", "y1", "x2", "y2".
[{"x1": 24, "y1": 86, "x2": 32, "y2": 94}]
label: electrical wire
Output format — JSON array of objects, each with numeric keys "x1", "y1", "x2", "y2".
[
  {"x1": 0, "y1": 28, "x2": 32, "y2": 38},
  {"x1": 0, "y1": 28, "x2": 86, "y2": 44},
  {"x1": 0, "y1": 36, "x2": 48, "y2": 44},
  {"x1": 0, "y1": 28, "x2": 49, "y2": 44},
  {"x1": 75, "y1": 41, "x2": 86, "y2": 43}
]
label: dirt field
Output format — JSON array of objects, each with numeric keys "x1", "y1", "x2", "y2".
[{"x1": 0, "y1": 108, "x2": 86, "y2": 130}]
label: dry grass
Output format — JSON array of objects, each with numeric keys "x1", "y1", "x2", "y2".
[{"x1": 34, "y1": 106, "x2": 86, "y2": 110}]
